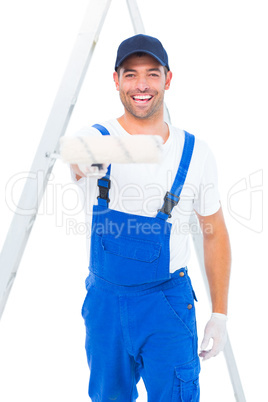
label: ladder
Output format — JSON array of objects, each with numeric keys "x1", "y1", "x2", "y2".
[{"x1": 0, "y1": 0, "x2": 246, "y2": 400}]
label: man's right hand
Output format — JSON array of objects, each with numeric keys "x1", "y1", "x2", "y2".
[
  {"x1": 70, "y1": 163, "x2": 109, "y2": 181},
  {"x1": 70, "y1": 164, "x2": 86, "y2": 181}
]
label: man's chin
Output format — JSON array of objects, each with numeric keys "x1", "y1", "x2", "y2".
[{"x1": 129, "y1": 106, "x2": 158, "y2": 119}]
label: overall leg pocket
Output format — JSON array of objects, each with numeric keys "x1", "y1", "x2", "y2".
[
  {"x1": 81, "y1": 284, "x2": 95, "y2": 320},
  {"x1": 160, "y1": 281, "x2": 197, "y2": 336},
  {"x1": 172, "y1": 357, "x2": 200, "y2": 401}
]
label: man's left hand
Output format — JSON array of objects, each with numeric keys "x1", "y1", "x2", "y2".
[{"x1": 199, "y1": 313, "x2": 228, "y2": 361}]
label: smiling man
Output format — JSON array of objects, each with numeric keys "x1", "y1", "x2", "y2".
[
  {"x1": 115, "y1": 54, "x2": 170, "y2": 120},
  {"x1": 71, "y1": 34, "x2": 231, "y2": 402}
]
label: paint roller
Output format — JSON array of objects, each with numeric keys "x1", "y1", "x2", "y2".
[{"x1": 60, "y1": 134, "x2": 164, "y2": 167}]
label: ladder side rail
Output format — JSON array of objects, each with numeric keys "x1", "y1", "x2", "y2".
[
  {"x1": 224, "y1": 336, "x2": 247, "y2": 402},
  {"x1": 126, "y1": 0, "x2": 171, "y2": 123},
  {"x1": 190, "y1": 214, "x2": 246, "y2": 402},
  {"x1": 126, "y1": 0, "x2": 146, "y2": 34},
  {"x1": 0, "y1": 0, "x2": 112, "y2": 320},
  {"x1": 127, "y1": 2, "x2": 245, "y2": 397}
]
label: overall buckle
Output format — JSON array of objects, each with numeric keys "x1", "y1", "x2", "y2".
[
  {"x1": 157, "y1": 191, "x2": 180, "y2": 218},
  {"x1": 97, "y1": 178, "x2": 111, "y2": 202}
]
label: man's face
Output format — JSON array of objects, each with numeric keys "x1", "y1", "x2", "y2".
[{"x1": 113, "y1": 54, "x2": 172, "y2": 120}]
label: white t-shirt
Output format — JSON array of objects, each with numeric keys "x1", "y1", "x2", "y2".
[{"x1": 71, "y1": 119, "x2": 220, "y2": 273}]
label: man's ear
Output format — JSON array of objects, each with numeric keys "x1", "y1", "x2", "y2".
[
  {"x1": 165, "y1": 70, "x2": 173, "y2": 90},
  {"x1": 113, "y1": 71, "x2": 120, "y2": 91}
]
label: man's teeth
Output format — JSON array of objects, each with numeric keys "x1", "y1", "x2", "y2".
[{"x1": 133, "y1": 95, "x2": 152, "y2": 100}]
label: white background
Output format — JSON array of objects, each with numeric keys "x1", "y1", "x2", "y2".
[{"x1": 0, "y1": 0, "x2": 267, "y2": 401}]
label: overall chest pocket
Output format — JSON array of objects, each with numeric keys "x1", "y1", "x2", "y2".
[
  {"x1": 102, "y1": 234, "x2": 161, "y2": 262},
  {"x1": 91, "y1": 233, "x2": 165, "y2": 285}
]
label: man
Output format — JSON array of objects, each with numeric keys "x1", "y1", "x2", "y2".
[{"x1": 71, "y1": 34, "x2": 231, "y2": 401}]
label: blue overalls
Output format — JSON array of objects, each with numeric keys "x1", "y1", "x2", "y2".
[{"x1": 82, "y1": 125, "x2": 200, "y2": 401}]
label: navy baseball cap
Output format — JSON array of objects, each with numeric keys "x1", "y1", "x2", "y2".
[{"x1": 115, "y1": 34, "x2": 170, "y2": 71}]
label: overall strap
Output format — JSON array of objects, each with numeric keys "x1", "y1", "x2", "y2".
[
  {"x1": 156, "y1": 131, "x2": 195, "y2": 221},
  {"x1": 92, "y1": 124, "x2": 111, "y2": 208}
]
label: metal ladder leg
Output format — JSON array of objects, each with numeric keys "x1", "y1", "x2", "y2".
[
  {"x1": 0, "y1": 0, "x2": 112, "y2": 319},
  {"x1": 190, "y1": 214, "x2": 246, "y2": 401},
  {"x1": 126, "y1": 0, "x2": 171, "y2": 124},
  {"x1": 126, "y1": 1, "x2": 246, "y2": 400}
]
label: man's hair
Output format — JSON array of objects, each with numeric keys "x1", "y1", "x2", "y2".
[{"x1": 117, "y1": 52, "x2": 168, "y2": 77}]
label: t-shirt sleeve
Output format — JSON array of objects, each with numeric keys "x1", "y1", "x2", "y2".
[{"x1": 193, "y1": 146, "x2": 221, "y2": 216}]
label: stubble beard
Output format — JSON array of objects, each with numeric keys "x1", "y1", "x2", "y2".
[{"x1": 119, "y1": 90, "x2": 165, "y2": 120}]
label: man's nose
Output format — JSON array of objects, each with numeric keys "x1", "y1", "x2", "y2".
[{"x1": 136, "y1": 76, "x2": 150, "y2": 92}]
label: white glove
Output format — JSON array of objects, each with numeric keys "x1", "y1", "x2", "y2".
[{"x1": 199, "y1": 313, "x2": 228, "y2": 361}]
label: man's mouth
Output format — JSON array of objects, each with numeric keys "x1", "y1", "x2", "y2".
[{"x1": 132, "y1": 95, "x2": 153, "y2": 103}]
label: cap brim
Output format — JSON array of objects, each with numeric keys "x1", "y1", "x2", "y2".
[{"x1": 115, "y1": 49, "x2": 169, "y2": 71}]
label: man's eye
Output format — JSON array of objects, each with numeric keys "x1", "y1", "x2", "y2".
[{"x1": 125, "y1": 74, "x2": 135, "y2": 78}]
